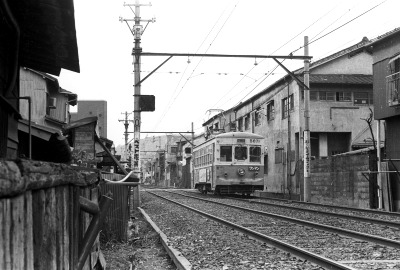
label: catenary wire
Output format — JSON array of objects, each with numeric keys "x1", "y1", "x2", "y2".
[
  {"x1": 152, "y1": 1, "x2": 239, "y2": 131},
  {"x1": 231, "y1": 0, "x2": 386, "y2": 110}
]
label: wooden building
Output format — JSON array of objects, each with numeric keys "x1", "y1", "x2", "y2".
[
  {"x1": 0, "y1": 0, "x2": 80, "y2": 159},
  {"x1": 371, "y1": 28, "x2": 400, "y2": 211}
]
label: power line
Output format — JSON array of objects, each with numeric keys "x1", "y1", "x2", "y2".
[
  {"x1": 210, "y1": 2, "x2": 341, "y2": 110},
  {"x1": 152, "y1": 1, "x2": 239, "y2": 130},
  {"x1": 229, "y1": 0, "x2": 386, "y2": 109},
  {"x1": 291, "y1": 0, "x2": 387, "y2": 54}
]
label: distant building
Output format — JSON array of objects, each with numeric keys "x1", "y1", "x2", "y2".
[{"x1": 71, "y1": 100, "x2": 107, "y2": 137}]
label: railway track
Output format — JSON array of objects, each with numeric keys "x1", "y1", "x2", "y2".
[{"x1": 141, "y1": 189, "x2": 400, "y2": 270}]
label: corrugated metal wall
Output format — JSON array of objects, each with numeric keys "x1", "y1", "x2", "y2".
[{"x1": 100, "y1": 173, "x2": 130, "y2": 242}]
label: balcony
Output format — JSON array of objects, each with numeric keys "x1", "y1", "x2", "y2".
[{"x1": 386, "y1": 71, "x2": 400, "y2": 107}]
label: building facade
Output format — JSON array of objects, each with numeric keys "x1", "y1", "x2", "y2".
[
  {"x1": 71, "y1": 100, "x2": 108, "y2": 138},
  {"x1": 371, "y1": 28, "x2": 400, "y2": 210},
  {"x1": 203, "y1": 35, "x2": 385, "y2": 198}
]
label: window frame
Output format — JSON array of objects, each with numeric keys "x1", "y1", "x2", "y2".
[
  {"x1": 282, "y1": 94, "x2": 294, "y2": 119},
  {"x1": 266, "y1": 101, "x2": 275, "y2": 121}
]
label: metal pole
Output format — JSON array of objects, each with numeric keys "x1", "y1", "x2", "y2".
[
  {"x1": 287, "y1": 81, "x2": 291, "y2": 198},
  {"x1": 191, "y1": 122, "x2": 195, "y2": 189},
  {"x1": 303, "y1": 36, "x2": 311, "y2": 202},
  {"x1": 377, "y1": 120, "x2": 382, "y2": 209}
]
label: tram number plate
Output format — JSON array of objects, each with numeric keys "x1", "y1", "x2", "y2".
[{"x1": 248, "y1": 166, "x2": 260, "y2": 171}]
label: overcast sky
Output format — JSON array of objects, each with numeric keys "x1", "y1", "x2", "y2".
[{"x1": 58, "y1": 0, "x2": 398, "y2": 150}]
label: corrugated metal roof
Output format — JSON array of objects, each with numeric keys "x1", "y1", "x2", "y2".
[{"x1": 300, "y1": 74, "x2": 373, "y2": 85}]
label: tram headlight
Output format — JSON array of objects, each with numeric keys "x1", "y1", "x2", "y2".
[{"x1": 237, "y1": 168, "x2": 245, "y2": 176}]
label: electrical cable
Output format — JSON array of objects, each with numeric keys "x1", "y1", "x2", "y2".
[
  {"x1": 231, "y1": 0, "x2": 386, "y2": 109},
  {"x1": 153, "y1": 1, "x2": 239, "y2": 130},
  {"x1": 211, "y1": 1, "x2": 341, "y2": 110},
  {"x1": 291, "y1": 0, "x2": 387, "y2": 55}
]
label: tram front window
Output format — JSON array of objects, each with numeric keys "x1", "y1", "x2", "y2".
[
  {"x1": 250, "y1": 146, "x2": 261, "y2": 162},
  {"x1": 234, "y1": 146, "x2": 247, "y2": 160},
  {"x1": 220, "y1": 146, "x2": 232, "y2": 162}
]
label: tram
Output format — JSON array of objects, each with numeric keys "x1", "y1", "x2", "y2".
[{"x1": 193, "y1": 131, "x2": 265, "y2": 195}]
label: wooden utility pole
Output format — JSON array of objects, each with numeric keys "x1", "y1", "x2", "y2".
[
  {"x1": 303, "y1": 36, "x2": 311, "y2": 202},
  {"x1": 118, "y1": 111, "x2": 133, "y2": 162}
]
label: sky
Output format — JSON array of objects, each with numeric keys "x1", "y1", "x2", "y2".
[{"x1": 58, "y1": 0, "x2": 399, "y2": 152}]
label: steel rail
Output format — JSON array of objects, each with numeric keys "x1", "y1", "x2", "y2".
[
  {"x1": 146, "y1": 191, "x2": 355, "y2": 270},
  {"x1": 225, "y1": 196, "x2": 400, "y2": 229},
  {"x1": 163, "y1": 191, "x2": 400, "y2": 249},
  {"x1": 249, "y1": 195, "x2": 400, "y2": 218}
]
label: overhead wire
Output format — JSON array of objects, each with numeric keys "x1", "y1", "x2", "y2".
[
  {"x1": 211, "y1": 1, "x2": 342, "y2": 110},
  {"x1": 152, "y1": 0, "x2": 239, "y2": 131},
  {"x1": 290, "y1": 0, "x2": 387, "y2": 55},
  {"x1": 231, "y1": 0, "x2": 386, "y2": 109}
]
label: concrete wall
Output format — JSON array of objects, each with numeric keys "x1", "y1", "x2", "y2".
[{"x1": 305, "y1": 154, "x2": 370, "y2": 208}]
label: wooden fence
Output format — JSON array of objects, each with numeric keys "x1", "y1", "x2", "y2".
[{"x1": 0, "y1": 159, "x2": 108, "y2": 270}]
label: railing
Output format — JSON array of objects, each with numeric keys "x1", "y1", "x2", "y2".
[{"x1": 386, "y1": 71, "x2": 400, "y2": 106}]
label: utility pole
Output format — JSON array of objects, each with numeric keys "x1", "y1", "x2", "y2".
[
  {"x1": 303, "y1": 36, "x2": 311, "y2": 202},
  {"x1": 191, "y1": 122, "x2": 195, "y2": 189},
  {"x1": 118, "y1": 111, "x2": 133, "y2": 162},
  {"x1": 121, "y1": 0, "x2": 154, "y2": 209},
  {"x1": 286, "y1": 80, "x2": 292, "y2": 199}
]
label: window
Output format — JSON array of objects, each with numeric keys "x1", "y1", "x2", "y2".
[
  {"x1": 234, "y1": 146, "x2": 247, "y2": 160},
  {"x1": 220, "y1": 146, "x2": 232, "y2": 162},
  {"x1": 319, "y1": 92, "x2": 335, "y2": 101},
  {"x1": 266, "y1": 101, "x2": 275, "y2": 121},
  {"x1": 387, "y1": 55, "x2": 400, "y2": 106},
  {"x1": 282, "y1": 94, "x2": 294, "y2": 119},
  {"x1": 249, "y1": 146, "x2": 261, "y2": 162},
  {"x1": 254, "y1": 109, "x2": 261, "y2": 126},
  {"x1": 170, "y1": 146, "x2": 177, "y2": 154},
  {"x1": 310, "y1": 91, "x2": 318, "y2": 101},
  {"x1": 354, "y1": 92, "x2": 373, "y2": 105},
  {"x1": 244, "y1": 116, "x2": 250, "y2": 130},
  {"x1": 238, "y1": 118, "x2": 243, "y2": 131},
  {"x1": 336, "y1": 92, "x2": 352, "y2": 102},
  {"x1": 230, "y1": 122, "x2": 236, "y2": 131},
  {"x1": 185, "y1": 148, "x2": 191, "y2": 154},
  {"x1": 214, "y1": 123, "x2": 219, "y2": 130}
]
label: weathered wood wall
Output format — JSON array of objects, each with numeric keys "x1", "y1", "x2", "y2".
[{"x1": 0, "y1": 159, "x2": 103, "y2": 270}]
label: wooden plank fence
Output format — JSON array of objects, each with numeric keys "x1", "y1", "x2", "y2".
[{"x1": 0, "y1": 159, "x2": 108, "y2": 270}]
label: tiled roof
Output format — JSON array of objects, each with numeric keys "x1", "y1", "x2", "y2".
[{"x1": 299, "y1": 74, "x2": 373, "y2": 85}]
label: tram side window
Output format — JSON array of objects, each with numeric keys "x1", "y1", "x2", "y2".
[
  {"x1": 220, "y1": 146, "x2": 232, "y2": 162},
  {"x1": 249, "y1": 146, "x2": 261, "y2": 162},
  {"x1": 234, "y1": 146, "x2": 247, "y2": 160}
]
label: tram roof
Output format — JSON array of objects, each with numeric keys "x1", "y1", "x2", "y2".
[{"x1": 214, "y1": 132, "x2": 264, "y2": 139}]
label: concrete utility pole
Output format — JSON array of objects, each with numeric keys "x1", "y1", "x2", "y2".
[
  {"x1": 118, "y1": 111, "x2": 133, "y2": 162},
  {"x1": 121, "y1": 0, "x2": 154, "y2": 209},
  {"x1": 132, "y1": 0, "x2": 142, "y2": 174},
  {"x1": 303, "y1": 36, "x2": 311, "y2": 202}
]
